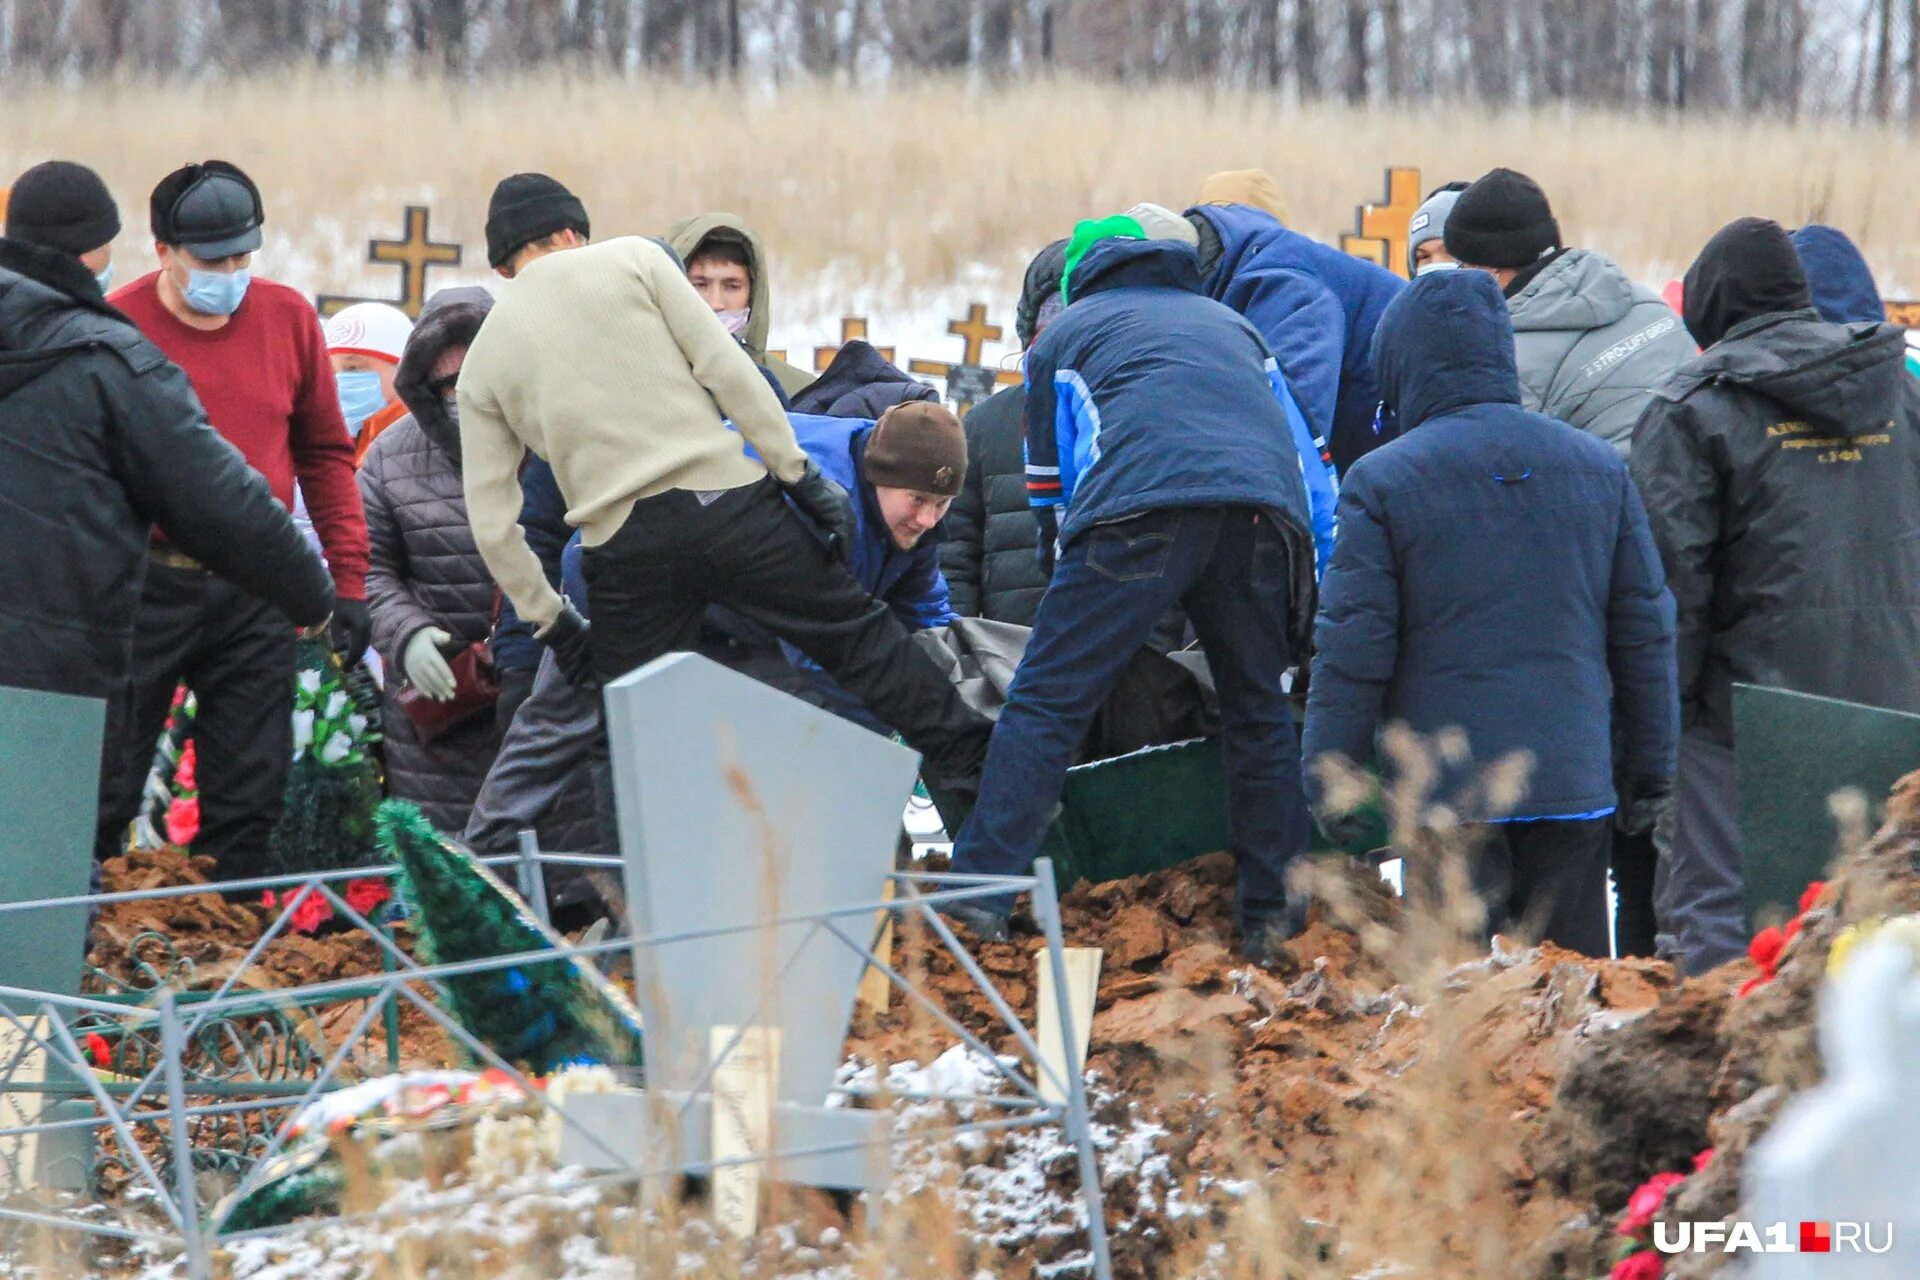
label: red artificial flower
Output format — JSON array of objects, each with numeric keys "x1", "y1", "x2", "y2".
[
  {"x1": 169, "y1": 685, "x2": 187, "y2": 711},
  {"x1": 1612, "y1": 1250, "x2": 1664, "y2": 1280},
  {"x1": 83, "y1": 1032, "x2": 112, "y2": 1069},
  {"x1": 1748, "y1": 925, "x2": 1786, "y2": 976},
  {"x1": 1692, "y1": 1148, "x2": 1716, "y2": 1173},
  {"x1": 1798, "y1": 881, "x2": 1827, "y2": 915},
  {"x1": 274, "y1": 888, "x2": 334, "y2": 935},
  {"x1": 174, "y1": 741, "x2": 196, "y2": 793},
  {"x1": 1619, "y1": 1171, "x2": 1688, "y2": 1236},
  {"x1": 343, "y1": 877, "x2": 392, "y2": 918},
  {"x1": 1783, "y1": 916, "x2": 1802, "y2": 942},
  {"x1": 1736, "y1": 975, "x2": 1768, "y2": 999},
  {"x1": 164, "y1": 794, "x2": 201, "y2": 847}
]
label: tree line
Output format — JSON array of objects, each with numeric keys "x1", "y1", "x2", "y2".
[{"x1": 3, "y1": 0, "x2": 1913, "y2": 121}]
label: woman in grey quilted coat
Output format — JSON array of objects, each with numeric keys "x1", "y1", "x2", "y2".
[{"x1": 358, "y1": 287, "x2": 504, "y2": 833}]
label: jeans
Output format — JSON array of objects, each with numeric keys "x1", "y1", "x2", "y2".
[
  {"x1": 581, "y1": 478, "x2": 993, "y2": 781},
  {"x1": 951, "y1": 505, "x2": 1309, "y2": 929},
  {"x1": 94, "y1": 562, "x2": 295, "y2": 879}
]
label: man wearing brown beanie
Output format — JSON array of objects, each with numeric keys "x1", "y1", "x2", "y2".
[{"x1": 460, "y1": 171, "x2": 993, "y2": 794}]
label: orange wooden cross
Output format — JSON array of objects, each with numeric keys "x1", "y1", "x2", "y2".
[
  {"x1": 907, "y1": 302, "x2": 1022, "y2": 395},
  {"x1": 318, "y1": 204, "x2": 463, "y2": 319},
  {"x1": 812, "y1": 316, "x2": 895, "y2": 371},
  {"x1": 1341, "y1": 167, "x2": 1423, "y2": 279}
]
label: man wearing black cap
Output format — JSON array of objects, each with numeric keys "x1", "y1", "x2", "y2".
[
  {"x1": 1444, "y1": 168, "x2": 1692, "y2": 456},
  {"x1": 94, "y1": 160, "x2": 370, "y2": 882},
  {"x1": 0, "y1": 160, "x2": 333, "y2": 798},
  {"x1": 1631, "y1": 216, "x2": 1920, "y2": 975},
  {"x1": 459, "y1": 172, "x2": 992, "y2": 800}
]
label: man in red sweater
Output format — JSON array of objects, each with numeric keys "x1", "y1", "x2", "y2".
[{"x1": 95, "y1": 160, "x2": 371, "y2": 882}]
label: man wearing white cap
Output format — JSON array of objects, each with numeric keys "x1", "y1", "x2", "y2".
[{"x1": 324, "y1": 301, "x2": 415, "y2": 463}]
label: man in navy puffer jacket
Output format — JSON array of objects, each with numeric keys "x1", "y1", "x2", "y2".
[
  {"x1": 945, "y1": 220, "x2": 1322, "y2": 962},
  {"x1": 1303, "y1": 270, "x2": 1678, "y2": 957}
]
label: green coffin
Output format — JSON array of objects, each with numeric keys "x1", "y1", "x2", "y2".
[
  {"x1": 1732, "y1": 683, "x2": 1920, "y2": 928},
  {"x1": 931, "y1": 735, "x2": 1386, "y2": 887}
]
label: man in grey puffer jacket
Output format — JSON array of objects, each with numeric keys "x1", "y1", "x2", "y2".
[{"x1": 1445, "y1": 168, "x2": 1695, "y2": 455}]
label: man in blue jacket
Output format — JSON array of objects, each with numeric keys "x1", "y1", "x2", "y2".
[
  {"x1": 1134, "y1": 169, "x2": 1407, "y2": 475},
  {"x1": 1303, "y1": 270, "x2": 1678, "y2": 957},
  {"x1": 944, "y1": 216, "x2": 1322, "y2": 963}
]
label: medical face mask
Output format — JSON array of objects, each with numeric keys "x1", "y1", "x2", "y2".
[
  {"x1": 93, "y1": 263, "x2": 115, "y2": 294},
  {"x1": 335, "y1": 370, "x2": 388, "y2": 435},
  {"x1": 183, "y1": 266, "x2": 250, "y2": 316},
  {"x1": 717, "y1": 307, "x2": 751, "y2": 336},
  {"x1": 1415, "y1": 259, "x2": 1461, "y2": 277}
]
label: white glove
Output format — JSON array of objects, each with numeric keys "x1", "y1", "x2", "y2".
[{"x1": 403, "y1": 627, "x2": 458, "y2": 702}]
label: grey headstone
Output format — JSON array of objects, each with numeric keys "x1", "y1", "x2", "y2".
[
  {"x1": 602, "y1": 652, "x2": 919, "y2": 1107},
  {"x1": 0, "y1": 685, "x2": 104, "y2": 1008}
]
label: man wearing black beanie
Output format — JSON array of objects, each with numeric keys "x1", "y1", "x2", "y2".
[
  {"x1": 1631, "y1": 216, "x2": 1920, "y2": 977},
  {"x1": 0, "y1": 160, "x2": 333, "y2": 842},
  {"x1": 486, "y1": 172, "x2": 592, "y2": 276},
  {"x1": 5, "y1": 159, "x2": 122, "y2": 291}
]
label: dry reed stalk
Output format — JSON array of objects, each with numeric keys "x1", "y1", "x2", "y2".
[{"x1": 7, "y1": 73, "x2": 1920, "y2": 300}]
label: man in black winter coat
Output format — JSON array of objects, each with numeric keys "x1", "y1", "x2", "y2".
[
  {"x1": 0, "y1": 161, "x2": 334, "y2": 778},
  {"x1": 940, "y1": 241, "x2": 1065, "y2": 625},
  {"x1": 1632, "y1": 216, "x2": 1920, "y2": 975}
]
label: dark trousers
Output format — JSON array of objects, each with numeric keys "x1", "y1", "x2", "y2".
[
  {"x1": 580, "y1": 479, "x2": 993, "y2": 779},
  {"x1": 1462, "y1": 818, "x2": 1613, "y2": 957},
  {"x1": 950, "y1": 506, "x2": 1308, "y2": 928},
  {"x1": 94, "y1": 563, "x2": 295, "y2": 879},
  {"x1": 1611, "y1": 826, "x2": 1659, "y2": 957}
]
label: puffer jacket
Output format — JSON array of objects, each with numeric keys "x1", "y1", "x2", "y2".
[
  {"x1": 1506, "y1": 248, "x2": 1695, "y2": 456},
  {"x1": 0, "y1": 238, "x2": 330, "y2": 704},
  {"x1": 939, "y1": 383, "x2": 1047, "y2": 625},
  {"x1": 359, "y1": 290, "x2": 504, "y2": 834},
  {"x1": 1631, "y1": 303, "x2": 1920, "y2": 746},
  {"x1": 788, "y1": 340, "x2": 938, "y2": 418},
  {"x1": 1304, "y1": 270, "x2": 1677, "y2": 819}
]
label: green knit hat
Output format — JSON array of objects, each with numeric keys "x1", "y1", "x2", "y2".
[{"x1": 1061, "y1": 214, "x2": 1147, "y2": 304}]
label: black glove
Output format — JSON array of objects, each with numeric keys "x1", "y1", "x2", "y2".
[
  {"x1": 782, "y1": 460, "x2": 858, "y2": 564},
  {"x1": 495, "y1": 667, "x2": 537, "y2": 734},
  {"x1": 329, "y1": 596, "x2": 372, "y2": 660},
  {"x1": 539, "y1": 606, "x2": 597, "y2": 689},
  {"x1": 1616, "y1": 775, "x2": 1674, "y2": 839},
  {"x1": 1034, "y1": 505, "x2": 1060, "y2": 576}
]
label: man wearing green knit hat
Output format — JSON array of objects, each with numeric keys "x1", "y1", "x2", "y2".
[{"x1": 943, "y1": 216, "x2": 1330, "y2": 967}]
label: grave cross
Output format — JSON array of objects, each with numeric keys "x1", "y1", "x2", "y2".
[
  {"x1": 809, "y1": 316, "x2": 895, "y2": 371},
  {"x1": 947, "y1": 303, "x2": 1001, "y2": 366},
  {"x1": 316, "y1": 204, "x2": 463, "y2": 319},
  {"x1": 1339, "y1": 166, "x2": 1423, "y2": 280},
  {"x1": 906, "y1": 302, "x2": 1023, "y2": 413}
]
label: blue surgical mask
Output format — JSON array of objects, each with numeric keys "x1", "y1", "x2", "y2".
[
  {"x1": 183, "y1": 267, "x2": 250, "y2": 317},
  {"x1": 335, "y1": 370, "x2": 388, "y2": 436},
  {"x1": 93, "y1": 263, "x2": 114, "y2": 294}
]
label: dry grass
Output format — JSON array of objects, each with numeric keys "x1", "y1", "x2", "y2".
[{"x1": 8, "y1": 72, "x2": 1920, "y2": 298}]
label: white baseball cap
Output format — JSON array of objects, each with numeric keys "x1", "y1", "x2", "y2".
[{"x1": 323, "y1": 302, "x2": 414, "y2": 364}]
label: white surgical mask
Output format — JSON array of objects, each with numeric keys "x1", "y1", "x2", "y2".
[
  {"x1": 717, "y1": 307, "x2": 751, "y2": 336},
  {"x1": 1415, "y1": 260, "x2": 1461, "y2": 277}
]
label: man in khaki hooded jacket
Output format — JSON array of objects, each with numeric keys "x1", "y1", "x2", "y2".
[{"x1": 666, "y1": 212, "x2": 816, "y2": 399}]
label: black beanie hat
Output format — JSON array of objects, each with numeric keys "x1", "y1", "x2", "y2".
[
  {"x1": 486, "y1": 173, "x2": 590, "y2": 268},
  {"x1": 1443, "y1": 168, "x2": 1562, "y2": 270},
  {"x1": 5, "y1": 160, "x2": 120, "y2": 256}
]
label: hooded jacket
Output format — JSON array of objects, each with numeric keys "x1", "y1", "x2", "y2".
[
  {"x1": 1024, "y1": 236, "x2": 1323, "y2": 642},
  {"x1": 666, "y1": 212, "x2": 816, "y2": 397},
  {"x1": 0, "y1": 237, "x2": 332, "y2": 704},
  {"x1": 1504, "y1": 248, "x2": 1695, "y2": 456},
  {"x1": 1186, "y1": 202, "x2": 1406, "y2": 474},
  {"x1": 1304, "y1": 270, "x2": 1677, "y2": 820},
  {"x1": 358, "y1": 288, "x2": 505, "y2": 832},
  {"x1": 788, "y1": 340, "x2": 938, "y2": 418},
  {"x1": 1789, "y1": 225, "x2": 1887, "y2": 326},
  {"x1": 1632, "y1": 225, "x2": 1920, "y2": 744}
]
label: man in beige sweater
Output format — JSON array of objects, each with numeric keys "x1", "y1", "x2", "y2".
[{"x1": 458, "y1": 173, "x2": 992, "y2": 788}]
